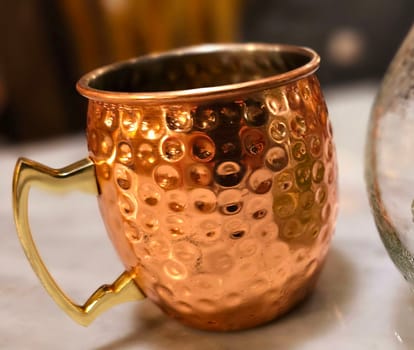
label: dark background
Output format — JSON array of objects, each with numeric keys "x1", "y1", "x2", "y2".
[{"x1": 0, "y1": 0, "x2": 412, "y2": 142}]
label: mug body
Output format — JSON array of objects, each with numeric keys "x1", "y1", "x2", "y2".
[{"x1": 79, "y1": 44, "x2": 337, "y2": 330}]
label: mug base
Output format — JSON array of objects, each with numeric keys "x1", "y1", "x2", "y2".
[{"x1": 155, "y1": 267, "x2": 321, "y2": 332}]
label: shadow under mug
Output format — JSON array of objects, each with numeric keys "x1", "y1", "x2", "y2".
[{"x1": 13, "y1": 43, "x2": 338, "y2": 331}]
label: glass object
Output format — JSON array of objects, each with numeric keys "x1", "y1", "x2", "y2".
[{"x1": 366, "y1": 25, "x2": 414, "y2": 283}]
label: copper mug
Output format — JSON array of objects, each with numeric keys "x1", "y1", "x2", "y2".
[{"x1": 13, "y1": 43, "x2": 337, "y2": 331}]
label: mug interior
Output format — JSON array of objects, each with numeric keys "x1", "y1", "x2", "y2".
[{"x1": 84, "y1": 45, "x2": 315, "y2": 95}]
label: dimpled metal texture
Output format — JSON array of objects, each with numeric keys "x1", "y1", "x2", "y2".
[{"x1": 82, "y1": 44, "x2": 337, "y2": 331}]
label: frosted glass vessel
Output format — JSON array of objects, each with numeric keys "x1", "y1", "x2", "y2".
[{"x1": 366, "y1": 25, "x2": 414, "y2": 283}]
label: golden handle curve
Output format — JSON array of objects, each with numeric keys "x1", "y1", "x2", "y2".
[{"x1": 12, "y1": 157, "x2": 145, "y2": 326}]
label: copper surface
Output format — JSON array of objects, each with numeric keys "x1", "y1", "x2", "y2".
[{"x1": 79, "y1": 43, "x2": 338, "y2": 331}]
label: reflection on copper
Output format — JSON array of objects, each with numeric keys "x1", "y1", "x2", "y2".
[{"x1": 78, "y1": 43, "x2": 338, "y2": 331}]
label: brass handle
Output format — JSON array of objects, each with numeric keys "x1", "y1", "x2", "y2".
[{"x1": 12, "y1": 157, "x2": 145, "y2": 326}]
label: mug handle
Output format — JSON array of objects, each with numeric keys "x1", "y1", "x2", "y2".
[{"x1": 12, "y1": 157, "x2": 145, "y2": 326}]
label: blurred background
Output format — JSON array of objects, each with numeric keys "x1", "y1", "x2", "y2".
[{"x1": 0, "y1": 0, "x2": 412, "y2": 142}]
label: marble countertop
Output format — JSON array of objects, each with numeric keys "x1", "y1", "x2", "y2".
[{"x1": 1, "y1": 82, "x2": 413, "y2": 349}]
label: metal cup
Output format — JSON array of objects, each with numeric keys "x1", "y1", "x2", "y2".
[{"x1": 13, "y1": 43, "x2": 337, "y2": 331}]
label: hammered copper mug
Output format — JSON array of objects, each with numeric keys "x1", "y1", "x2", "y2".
[{"x1": 13, "y1": 43, "x2": 337, "y2": 331}]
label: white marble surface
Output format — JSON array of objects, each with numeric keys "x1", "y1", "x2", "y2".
[{"x1": 1, "y1": 82, "x2": 414, "y2": 349}]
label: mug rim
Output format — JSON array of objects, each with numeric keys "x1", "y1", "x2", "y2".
[{"x1": 76, "y1": 43, "x2": 320, "y2": 104}]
